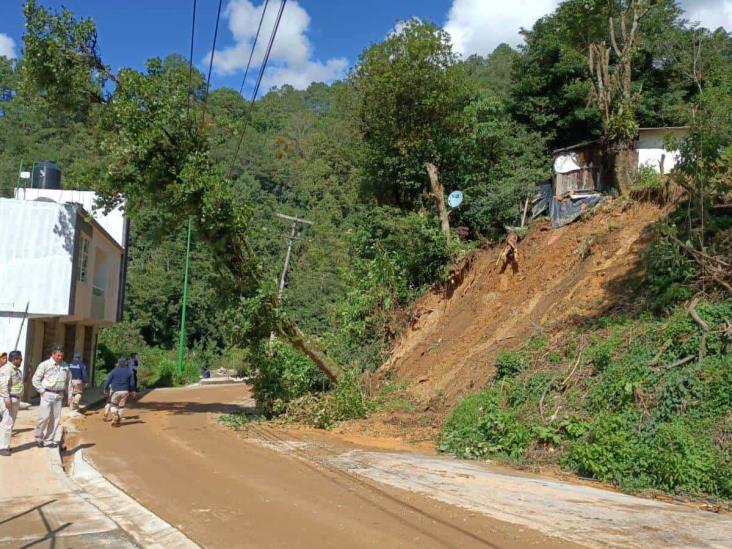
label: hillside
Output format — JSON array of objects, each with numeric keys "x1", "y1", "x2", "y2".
[
  {"x1": 335, "y1": 199, "x2": 669, "y2": 443},
  {"x1": 384, "y1": 199, "x2": 666, "y2": 402}
]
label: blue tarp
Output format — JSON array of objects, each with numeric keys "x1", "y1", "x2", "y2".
[{"x1": 549, "y1": 194, "x2": 604, "y2": 228}]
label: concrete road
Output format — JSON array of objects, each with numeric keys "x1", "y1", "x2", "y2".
[
  {"x1": 68, "y1": 384, "x2": 732, "y2": 548},
  {"x1": 67, "y1": 385, "x2": 575, "y2": 548}
]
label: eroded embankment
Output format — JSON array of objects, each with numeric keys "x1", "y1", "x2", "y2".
[{"x1": 335, "y1": 200, "x2": 667, "y2": 442}]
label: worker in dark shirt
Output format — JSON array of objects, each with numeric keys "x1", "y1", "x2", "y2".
[{"x1": 102, "y1": 358, "x2": 136, "y2": 427}]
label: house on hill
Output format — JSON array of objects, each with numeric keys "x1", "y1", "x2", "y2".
[
  {"x1": 0, "y1": 167, "x2": 129, "y2": 399},
  {"x1": 539, "y1": 127, "x2": 688, "y2": 227}
]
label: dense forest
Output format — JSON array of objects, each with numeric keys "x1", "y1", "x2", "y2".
[{"x1": 1, "y1": 0, "x2": 731, "y2": 499}]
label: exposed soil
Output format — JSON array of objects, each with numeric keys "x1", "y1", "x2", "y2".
[
  {"x1": 66, "y1": 384, "x2": 578, "y2": 549},
  {"x1": 336, "y1": 200, "x2": 668, "y2": 443}
]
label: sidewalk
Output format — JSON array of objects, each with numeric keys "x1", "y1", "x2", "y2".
[{"x1": 0, "y1": 401, "x2": 136, "y2": 548}]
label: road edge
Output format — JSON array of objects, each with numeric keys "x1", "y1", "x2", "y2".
[{"x1": 67, "y1": 447, "x2": 199, "y2": 549}]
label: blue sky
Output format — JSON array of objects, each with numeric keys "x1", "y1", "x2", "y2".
[{"x1": 1, "y1": 1, "x2": 731, "y2": 94}]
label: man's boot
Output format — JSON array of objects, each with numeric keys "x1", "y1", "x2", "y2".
[{"x1": 112, "y1": 414, "x2": 121, "y2": 427}]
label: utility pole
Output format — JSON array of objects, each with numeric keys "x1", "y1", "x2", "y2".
[
  {"x1": 271, "y1": 213, "x2": 313, "y2": 342},
  {"x1": 177, "y1": 217, "x2": 193, "y2": 374}
]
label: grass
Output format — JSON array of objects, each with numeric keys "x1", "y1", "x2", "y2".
[{"x1": 439, "y1": 299, "x2": 732, "y2": 502}]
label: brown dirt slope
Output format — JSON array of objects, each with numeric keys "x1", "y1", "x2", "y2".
[{"x1": 380, "y1": 199, "x2": 665, "y2": 406}]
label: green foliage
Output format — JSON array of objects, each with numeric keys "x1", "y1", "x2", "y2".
[
  {"x1": 495, "y1": 350, "x2": 526, "y2": 379},
  {"x1": 441, "y1": 299, "x2": 732, "y2": 498},
  {"x1": 643, "y1": 224, "x2": 697, "y2": 310},
  {"x1": 353, "y1": 19, "x2": 469, "y2": 208},
  {"x1": 439, "y1": 391, "x2": 533, "y2": 461},
  {"x1": 251, "y1": 340, "x2": 328, "y2": 418},
  {"x1": 217, "y1": 410, "x2": 251, "y2": 431},
  {"x1": 326, "y1": 207, "x2": 453, "y2": 370}
]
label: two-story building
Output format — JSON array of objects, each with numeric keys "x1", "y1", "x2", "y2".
[{"x1": 0, "y1": 182, "x2": 128, "y2": 398}]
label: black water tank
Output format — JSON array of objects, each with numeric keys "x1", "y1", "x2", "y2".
[{"x1": 31, "y1": 161, "x2": 62, "y2": 189}]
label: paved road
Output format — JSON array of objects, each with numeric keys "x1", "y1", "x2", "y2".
[
  {"x1": 69, "y1": 384, "x2": 732, "y2": 548},
  {"x1": 68, "y1": 385, "x2": 574, "y2": 549}
]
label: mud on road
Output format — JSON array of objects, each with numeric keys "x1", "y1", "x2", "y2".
[{"x1": 66, "y1": 384, "x2": 575, "y2": 549}]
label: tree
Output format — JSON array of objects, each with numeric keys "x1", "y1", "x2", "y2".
[
  {"x1": 588, "y1": 0, "x2": 653, "y2": 192},
  {"x1": 353, "y1": 19, "x2": 471, "y2": 209},
  {"x1": 20, "y1": 0, "x2": 342, "y2": 381}
]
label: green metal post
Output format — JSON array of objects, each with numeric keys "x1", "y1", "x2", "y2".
[{"x1": 177, "y1": 217, "x2": 193, "y2": 374}]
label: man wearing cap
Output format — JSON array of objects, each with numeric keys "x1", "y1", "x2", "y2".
[
  {"x1": 32, "y1": 345, "x2": 69, "y2": 448},
  {"x1": 0, "y1": 351, "x2": 24, "y2": 456},
  {"x1": 68, "y1": 353, "x2": 88, "y2": 413},
  {"x1": 102, "y1": 358, "x2": 136, "y2": 427}
]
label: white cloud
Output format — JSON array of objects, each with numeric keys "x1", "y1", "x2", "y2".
[
  {"x1": 444, "y1": 0, "x2": 557, "y2": 57},
  {"x1": 0, "y1": 33, "x2": 17, "y2": 60},
  {"x1": 207, "y1": 0, "x2": 348, "y2": 91},
  {"x1": 444, "y1": 0, "x2": 732, "y2": 58},
  {"x1": 680, "y1": 0, "x2": 732, "y2": 30}
]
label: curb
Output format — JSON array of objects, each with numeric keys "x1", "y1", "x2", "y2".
[{"x1": 70, "y1": 449, "x2": 200, "y2": 548}]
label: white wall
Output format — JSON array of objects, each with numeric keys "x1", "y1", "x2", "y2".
[
  {"x1": 14, "y1": 188, "x2": 126, "y2": 249},
  {"x1": 0, "y1": 314, "x2": 28, "y2": 362},
  {"x1": 636, "y1": 128, "x2": 687, "y2": 174},
  {"x1": 0, "y1": 199, "x2": 76, "y2": 316}
]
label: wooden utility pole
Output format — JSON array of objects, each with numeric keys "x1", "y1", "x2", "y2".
[
  {"x1": 425, "y1": 163, "x2": 451, "y2": 244},
  {"x1": 271, "y1": 213, "x2": 314, "y2": 345},
  {"x1": 275, "y1": 214, "x2": 313, "y2": 299}
]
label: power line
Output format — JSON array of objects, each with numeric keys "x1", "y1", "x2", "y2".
[
  {"x1": 227, "y1": 0, "x2": 288, "y2": 177},
  {"x1": 238, "y1": 0, "x2": 271, "y2": 96},
  {"x1": 186, "y1": 0, "x2": 198, "y2": 120},
  {"x1": 200, "y1": 0, "x2": 224, "y2": 123},
  {"x1": 250, "y1": 0, "x2": 287, "y2": 106}
]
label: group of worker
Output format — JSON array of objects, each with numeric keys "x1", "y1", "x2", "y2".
[{"x1": 0, "y1": 346, "x2": 139, "y2": 457}]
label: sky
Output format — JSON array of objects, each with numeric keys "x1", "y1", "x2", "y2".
[{"x1": 1, "y1": 0, "x2": 731, "y2": 94}]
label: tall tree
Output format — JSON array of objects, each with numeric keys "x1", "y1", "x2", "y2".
[
  {"x1": 19, "y1": 0, "x2": 342, "y2": 381},
  {"x1": 353, "y1": 19, "x2": 471, "y2": 209}
]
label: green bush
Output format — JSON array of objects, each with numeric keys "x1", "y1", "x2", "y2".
[
  {"x1": 643, "y1": 226, "x2": 697, "y2": 311},
  {"x1": 251, "y1": 340, "x2": 328, "y2": 418},
  {"x1": 439, "y1": 390, "x2": 532, "y2": 461},
  {"x1": 563, "y1": 413, "x2": 651, "y2": 490},
  {"x1": 440, "y1": 299, "x2": 732, "y2": 500},
  {"x1": 291, "y1": 369, "x2": 370, "y2": 429},
  {"x1": 495, "y1": 350, "x2": 526, "y2": 379}
]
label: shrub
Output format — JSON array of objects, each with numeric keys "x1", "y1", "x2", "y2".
[
  {"x1": 251, "y1": 340, "x2": 328, "y2": 418},
  {"x1": 643, "y1": 226, "x2": 697, "y2": 311},
  {"x1": 292, "y1": 369, "x2": 370, "y2": 429},
  {"x1": 563, "y1": 413, "x2": 651, "y2": 490},
  {"x1": 495, "y1": 350, "x2": 526, "y2": 379},
  {"x1": 440, "y1": 390, "x2": 532, "y2": 461}
]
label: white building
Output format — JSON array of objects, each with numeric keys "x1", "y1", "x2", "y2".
[{"x1": 0, "y1": 187, "x2": 128, "y2": 398}]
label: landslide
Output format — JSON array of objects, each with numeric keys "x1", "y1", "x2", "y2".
[{"x1": 335, "y1": 199, "x2": 668, "y2": 443}]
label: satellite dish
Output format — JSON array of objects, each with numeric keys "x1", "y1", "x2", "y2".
[{"x1": 448, "y1": 190, "x2": 463, "y2": 208}]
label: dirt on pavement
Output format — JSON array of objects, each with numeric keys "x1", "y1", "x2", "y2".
[{"x1": 66, "y1": 384, "x2": 577, "y2": 549}]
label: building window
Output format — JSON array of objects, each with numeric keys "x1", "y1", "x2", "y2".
[{"x1": 78, "y1": 237, "x2": 90, "y2": 282}]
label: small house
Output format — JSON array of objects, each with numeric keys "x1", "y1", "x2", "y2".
[{"x1": 544, "y1": 127, "x2": 689, "y2": 227}]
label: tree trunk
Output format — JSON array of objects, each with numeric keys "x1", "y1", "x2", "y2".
[
  {"x1": 277, "y1": 318, "x2": 342, "y2": 382},
  {"x1": 425, "y1": 162, "x2": 451, "y2": 244},
  {"x1": 611, "y1": 144, "x2": 638, "y2": 194}
]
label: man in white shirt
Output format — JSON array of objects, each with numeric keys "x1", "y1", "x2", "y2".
[
  {"x1": 32, "y1": 345, "x2": 69, "y2": 448},
  {"x1": 0, "y1": 350, "x2": 24, "y2": 456}
]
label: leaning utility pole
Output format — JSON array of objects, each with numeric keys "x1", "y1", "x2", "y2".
[
  {"x1": 271, "y1": 213, "x2": 313, "y2": 342},
  {"x1": 177, "y1": 216, "x2": 193, "y2": 374}
]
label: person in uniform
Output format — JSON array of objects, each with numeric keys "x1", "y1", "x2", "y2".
[
  {"x1": 102, "y1": 358, "x2": 136, "y2": 427},
  {"x1": 0, "y1": 351, "x2": 24, "y2": 456},
  {"x1": 32, "y1": 345, "x2": 69, "y2": 448},
  {"x1": 68, "y1": 353, "x2": 88, "y2": 413}
]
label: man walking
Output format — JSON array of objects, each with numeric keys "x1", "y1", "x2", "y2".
[
  {"x1": 102, "y1": 358, "x2": 136, "y2": 427},
  {"x1": 68, "y1": 353, "x2": 88, "y2": 413},
  {"x1": 0, "y1": 351, "x2": 24, "y2": 456},
  {"x1": 32, "y1": 345, "x2": 69, "y2": 448}
]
